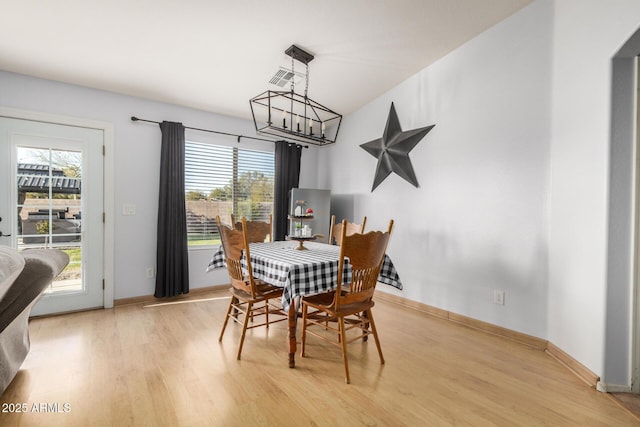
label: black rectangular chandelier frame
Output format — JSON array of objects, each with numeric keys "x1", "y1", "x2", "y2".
[{"x1": 249, "y1": 45, "x2": 342, "y2": 147}]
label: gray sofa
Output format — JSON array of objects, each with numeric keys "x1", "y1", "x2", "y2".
[{"x1": 0, "y1": 246, "x2": 69, "y2": 395}]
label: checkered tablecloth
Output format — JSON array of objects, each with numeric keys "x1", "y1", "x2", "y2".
[{"x1": 207, "y1": 241, "x2": 402, "y2": 310}]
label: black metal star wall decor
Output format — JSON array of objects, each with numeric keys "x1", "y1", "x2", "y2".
[{"x1": 360, "y1": 102, "x2": 435, "y2": 191}]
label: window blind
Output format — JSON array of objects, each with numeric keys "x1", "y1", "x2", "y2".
[{"x1": 184, "y1": 141, "x2": 274, "y2": 246}]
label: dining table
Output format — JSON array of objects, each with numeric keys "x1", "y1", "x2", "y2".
[{"x1": 207, "y1": 240, "x2": 402, "y2": 367}]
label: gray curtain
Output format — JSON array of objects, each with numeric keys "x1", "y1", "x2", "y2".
[
  {"x1": 155, "y1": 121, "x2": 190, "y2": 297},
  {"x1": 273, "y1": 141, "x2": 302, "y2": 241}
]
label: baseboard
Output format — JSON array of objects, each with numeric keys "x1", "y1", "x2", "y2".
[
  {"x1": 376, "y1": 291, "x2": 599, "y2": 387},
  {"x1": 545, "y1": 342, "x2": 600, "y2": 387},
  {"x1": 376, "y1": 292, "x2": 547, "y2": 350},
  {"x1": 596, "y1": 382, "x2": 632, "y2": 393},
  {"x1": 448, "y1": 312, "x2": 547, "y2": 350},
  {"x1": 114, "y1": 284, "x2": 229, "y2": 307},
  {"x1": 375, "y1": 291, "x2": 449, "y2": 320}
]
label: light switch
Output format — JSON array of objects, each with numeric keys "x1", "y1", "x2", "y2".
[{"x1": 122, "y1": 204, "x2": 136, "y2": 216}]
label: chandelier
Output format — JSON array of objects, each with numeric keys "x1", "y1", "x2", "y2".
[{"x1": 250, "y1": 45, "x2": 342, "y2": 147}]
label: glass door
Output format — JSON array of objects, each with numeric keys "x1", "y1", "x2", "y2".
[
  {"x1": 17, "y1": 147, "x2": 83, "y2": 293},
  {"x1": 0, "y1": 117, "x2": 104, "y2": 315}
]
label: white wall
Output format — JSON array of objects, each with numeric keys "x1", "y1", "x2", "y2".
[
  {"x1": 0, "y1": 70, "x2": 319, "y2": 299},
  {"x1": 548, "y1": 0, "x2": 640, "y2": 388},
  {"x1": 319, "y1": 0, "x2": 553, "y2": 339},
  {"x1": 319, "y1": 0, "x2": 640, "y2": 387}
]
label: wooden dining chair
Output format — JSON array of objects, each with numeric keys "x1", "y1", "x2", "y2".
[
  {"x1": 301, "y1": 219, "x2": 394, "y2": 383},
  {"x1": 328, "y1": 215, "x2": 367, "y2": 246},
  {"x1": 216, "y1": 216, "x2": 286, "y2": 360},
  {"x1": 230, "y1": 213, "x2": 273, "y2": 243}
]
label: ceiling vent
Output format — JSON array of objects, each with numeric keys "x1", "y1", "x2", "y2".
[{"x1": 268, "y1": 67, "x2": 304, "y2": 88}]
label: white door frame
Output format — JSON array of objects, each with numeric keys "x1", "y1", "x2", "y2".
[
  {"x1": 634, "y1": 59, "x2": 640, "y2": 394},
  {"x1": 0, "y1": 107, "x2": 114, "y2": 309}
]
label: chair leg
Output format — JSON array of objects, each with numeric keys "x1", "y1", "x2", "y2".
[
  {"x1": 339, "y1": 317, "x2": 350, "y2": 384},
  {"x1": 362, "y1": 310, "x2": 369, "y2": 341},
  {"x1": 300, "y1": 303, "x2": 308, "y2": 357},
  {"x1": 237, "y1": 301, "x2": 252, "y2": 360},
  {"x1": 366, "y1": 309, "x2": 385, "y2": 364},
  {"x1": 265, "y1": 300, "x2": 269, "y2": 328},
  {"x1": 218, "y1": 297, "x2": 235, "y2": 341}
]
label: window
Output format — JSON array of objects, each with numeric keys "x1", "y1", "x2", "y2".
[{"x1": 184, "y1": 141, "x2": 274, "y2": 247}]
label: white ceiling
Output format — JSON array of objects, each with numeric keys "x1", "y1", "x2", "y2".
[{"x1": 0, "y1": 0, "x2": 533, "y2": 120}]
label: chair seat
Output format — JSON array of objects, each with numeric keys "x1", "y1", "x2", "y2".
[
  {"x1": 229, "y1": 282, "x2": 283, "y2": 302},
  {"x1": 254, "y1": 280, "x2": 281, "y2": 292},
  {"x1": 302, "y1": 291, "x2": 334, "y2": 306},
  {"x1": 303, "y1": 293, "x2": 373, "y2": 317}
]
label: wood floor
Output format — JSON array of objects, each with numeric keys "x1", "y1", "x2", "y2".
[{"x1": 1, "y1": 289, "x2": 638, "y2": 426}]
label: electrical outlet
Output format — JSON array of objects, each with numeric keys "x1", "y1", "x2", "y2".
[
  {"x1": 146, "y1": 267, "x2": 155, "y2": 278},
  {"x1": 493, "y1": 289, "x2": 505, "y2": 305}
]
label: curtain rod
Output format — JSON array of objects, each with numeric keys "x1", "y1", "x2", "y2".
[{"x1": 130, "y1": 116, "x2": 308, "y2": 149}]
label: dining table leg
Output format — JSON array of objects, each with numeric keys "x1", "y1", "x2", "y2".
[{"x1": 288, "y1": 299, "x2": 297, "y2": 368}]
